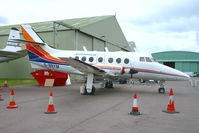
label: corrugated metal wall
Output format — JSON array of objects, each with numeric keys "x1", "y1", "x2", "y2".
[
  {"x1": 0, "y1": 16, "x2": 129, "y2": 79},
  {"x1": 152, "y1": 51, "x2": 199, "y2": 74}
]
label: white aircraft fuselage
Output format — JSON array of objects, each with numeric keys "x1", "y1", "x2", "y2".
[
  {"x1": 30, "y1": 48, "x2": 189, "y2": 81},
  {"x1": 19, "y1": 24, "x2": 190, "y2": 94}
]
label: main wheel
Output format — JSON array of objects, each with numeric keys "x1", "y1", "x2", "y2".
[
  {"x1": 158, "y1": 88, "x2": 165, "y2": 94},
  {"x1": 90, "y1": 86, "x2": 95, "y2": 95},
  {"x1": 119, "y1": 78, "x2": 127, "y2": 84},
  {"x1": 105, "y1": 81, "x2": 113, "y2": 88},
  {"x1": 80, "y1": 85, "x2": 87, "y2": 95},
  {"x1": 80, "y1": 85, "x2": 95, "y2": 95}
]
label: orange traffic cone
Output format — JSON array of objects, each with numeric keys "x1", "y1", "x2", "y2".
[
  {"x1": 45, "y1": 91, "x2": 57, "y2": 114},
  {"x1": 4, "y1": 79, "x2": 8, "y2": 87},
  {"x1": 163, "y1": 88, "x2": 179, "y2": 114},
  {"x1": 7, "y1": 89, "x2": 18, "y2": 108},
  {"x1": 0, "y1": 94, "x2": 4, "y2": 101},
  {"x1": 129, "y1": 94, "x2": 141, "y2": 115}
]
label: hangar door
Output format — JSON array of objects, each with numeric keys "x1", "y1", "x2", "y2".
[{"x1": 163, "y1": 62, "x2": 175, "y2": 68}]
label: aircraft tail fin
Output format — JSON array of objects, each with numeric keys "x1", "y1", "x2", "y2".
[
  {"x1": 20, "y1": 24, "x2": 54, "y2": 53},
  {"x1": 20, "y1": 24, "x2": 64, "y2": 65},
  {"x1": 3, "y1": 28, "x2": 21, "y2": 52},
  {"x1": 20, "y1": 25, "x2": 45, "y2": 44}
]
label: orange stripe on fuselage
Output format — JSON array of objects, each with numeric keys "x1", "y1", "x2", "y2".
[
  {"x1": 21, "y1": 25, "x2": 35, "y2": 42},
  {"x1": 33, "y1": 45, "x2": 63, "y2": 61},
  {"x1": 93, "y1": 65, "x2": 121, "y2": 70}
]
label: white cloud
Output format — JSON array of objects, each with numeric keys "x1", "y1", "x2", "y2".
[
  {"x1": 123, "y1": 30, "x2": 199, "y2": 53},
  {"x1": 0, "y1": 16, "x2": 9, "y2": 24},
  {"x1": 1, "y1": 0, "x2": 199, "y2": 53}
]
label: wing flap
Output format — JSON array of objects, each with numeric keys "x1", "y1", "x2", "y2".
[{"x1": 59, "y1": 57, "x2": 105, "y2": 75}]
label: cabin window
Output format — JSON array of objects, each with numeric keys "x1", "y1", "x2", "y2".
[
  {"x1": 89, "y1": 57, "x2": 94, "y2": 62},
  {"x1": 98, "y1": 57, "x2": 103, "y2": 63},
  {"x1": 75, "y1": 56, "x2": 79, "y2": 60},
  {"x1": 116, "y1": 58, "x2": 121, "y2": 64},
  {"x1": 145, "y1": 57, "x2": 152, "y2": 62},
  {"x1": 124, "y1": 58, "x2": 129, "y2": 64},
  {"x1": 81, "y1": 56, "x2": 86, "y2": 62},
  {"x1": 140, "y1": 57, "x2": 145, "y2": 62},
  {"x1": 108, "y1": 58, "x2": 113, "y2": 63}
]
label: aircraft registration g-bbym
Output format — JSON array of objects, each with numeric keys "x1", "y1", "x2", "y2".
[
  {"x1": 13, "y1": 24, "x2": 190, "y2": 95},
  {"x1": 0, "y1": 28, "x2": 27, "y2": 63}
]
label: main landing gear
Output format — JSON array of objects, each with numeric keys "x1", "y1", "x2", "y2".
[
  {"x1": 158, "y1": 80, "x2": 165, "y2": 94},
  {"x1": 80, "y1": 85, "x2": 95, "y2": 95},
  {"x1": 105, "y1": 80, "x2": 113, "y2": 88},
  {"x1": 80, "y1": 73, "x2": 95, "y2": 95}
]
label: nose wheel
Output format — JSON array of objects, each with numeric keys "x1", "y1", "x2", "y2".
[
  {"x1": 158, "y1": 80, "x2": 165, "y2": 94},
  {"x1": 158, "y1": 87, "x2": 165, "y2": 93}
]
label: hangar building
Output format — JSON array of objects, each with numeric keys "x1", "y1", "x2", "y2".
[
  {"x1": 0, "y1": 15, "x2": 131, "y2": 79},
  {"x1": 152, "y1": 51, "x2": 199, "y2": 75}
]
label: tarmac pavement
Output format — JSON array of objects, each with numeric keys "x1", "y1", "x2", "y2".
[{"x1": 0, "y1": 79, "x2": 198, "y2": 133}]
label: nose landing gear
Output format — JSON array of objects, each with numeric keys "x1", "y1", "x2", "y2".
[
  {"x1": 158, "y1": 87, "x2": 165, "y2": 93},
  {"x1": 158, "y1": 80, "x2": 165, "y2": 94}
]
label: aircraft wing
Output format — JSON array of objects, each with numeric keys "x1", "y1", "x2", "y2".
[
  {"x1": 0, "y1": 49, "x2": 27, "y2": 58},
  {"x1": 59, "y1": 57, "x2": 107, "y2": 75},
  {"x1": 17, "y1": 49, "x2": 28, "y2": 55},
  {"x1": 0, "y1": 49, "x2": 27, "y2": 63}
]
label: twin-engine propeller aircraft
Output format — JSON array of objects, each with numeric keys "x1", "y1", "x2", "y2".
[
  {"x1": 13, "y1": 25, "x2": 190, "y2": 95},
  {"x1": 0, "y1": 28, "x2": 27, "y2": 63}
]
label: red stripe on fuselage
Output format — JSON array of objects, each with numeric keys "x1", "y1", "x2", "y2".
[
  {"x1": 27, "y1": 44, "x2": 66, "y2": 64},
  {"x1": 134, "y1": 68, "x2": 186, "y2": 78},
  {"x1": 94, "y1": 65, "x2": 186, "y2": 78}
]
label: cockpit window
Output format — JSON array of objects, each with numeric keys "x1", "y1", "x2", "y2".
[
  {"x1": 145, "y1": 57, "x2": 152, "y2": 62},
  {"x1": 140, "y1": 57, "x2": 145, "y2": 62},
  {"x1": 151, "y1": 58, "x2": 157, "y2": 62}
]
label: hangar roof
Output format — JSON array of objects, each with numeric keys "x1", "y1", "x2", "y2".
[
  {"x1": 0, "y1": 15, "x2": 130, "y2": 51},
  {"x1": 152, "y1": 51, "x2": 199, "y2": 62},
  {"x1": 0, "y1": 15, "x2": 113, "y2": 35}
]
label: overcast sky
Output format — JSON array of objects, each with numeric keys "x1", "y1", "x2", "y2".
[{"x1": 1, "y1": 0, "x2": 199, "y2": 53}]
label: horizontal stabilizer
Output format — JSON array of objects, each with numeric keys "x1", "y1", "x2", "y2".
[
  {"x1": 0, "y1": 49, "x2": 27, "y2": 58},
  {"x1": 9, "y1": 39, "x2": 45, "y2": 45}
]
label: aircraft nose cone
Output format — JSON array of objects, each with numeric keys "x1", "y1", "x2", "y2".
[
  {"x1": 183, "y1": 73, "x2": 191, "y2": 80},
  {"x1": 178, "y1": 71, "x2": 191, "y2": 81},
  {"x1": 169, "y1": 66, "x2": 190, "y2": 81}
]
